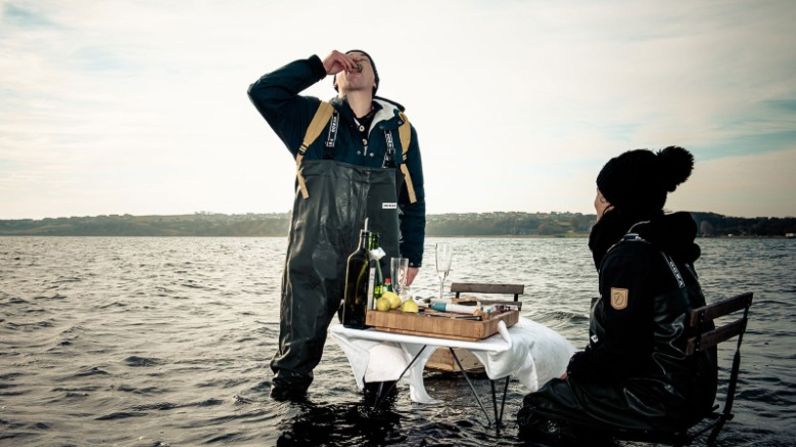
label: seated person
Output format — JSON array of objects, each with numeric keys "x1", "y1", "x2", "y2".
[{"x1": 518, "y1": 146, "x2": 718, "y2": 442}]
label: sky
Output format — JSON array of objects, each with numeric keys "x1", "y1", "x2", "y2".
[{"x1": 1, "y1": 0, "x2": 795, "y2": 220}]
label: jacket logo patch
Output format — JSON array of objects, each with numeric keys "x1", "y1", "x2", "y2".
[
  {"x1": 382, "y1": 202, "x2": 397, "y2": 209},
  {"x1": 610, "y1": 288, "x2": 629, "y2": 310}
]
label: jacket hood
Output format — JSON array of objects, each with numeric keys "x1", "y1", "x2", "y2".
[
  {"x1": 372, "y1": 97, "x2": 404, "y2": 129},
  {"x1": 633, "y1": 211, "x2": 701, "y2": 264},
  {"x1": 374, "y1": 95, "x2": 405, "y2": 112}
]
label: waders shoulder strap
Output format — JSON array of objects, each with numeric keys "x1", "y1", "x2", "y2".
[
  {"x1": 295, "y1": 101, "x2": 335, "y2": 199},
  {"x1": 397, "y1": 112, "x2": 418, "y2": 204},
  {"x1": 296, "y1": 102, "x2": 417, "y2": 204}
]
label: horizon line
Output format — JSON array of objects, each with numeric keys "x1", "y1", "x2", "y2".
[{"x1": 2, "y1": 210, "x2": 795, "y2": 221}]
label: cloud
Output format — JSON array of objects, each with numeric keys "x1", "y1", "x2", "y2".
[
  {"x1": 0, "y1": 0, "x2": 795, "y2": 219},
  {"x1": 2, "y1": 2, "x2": 58, "y2": 28}
]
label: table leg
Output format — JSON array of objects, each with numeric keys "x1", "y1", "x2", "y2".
[
  {"x1": 449, "y1": 348, "x2": 492, "y2": 427},
  {"x1": 490, "y1": 380, "x2": 500, "y2": 435},
  {"x1": 373, "y1": 344, "x2": 427, "y2": 408},
  {"x1": 489, "y1": 376, "x2": 511, "y2": 435},
  {"x1": 499, "y1": 376, "x2": 509, "y2": 426}
]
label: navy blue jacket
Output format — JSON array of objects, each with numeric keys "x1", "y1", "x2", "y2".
[{"x1": 248, "y1": 55, "x2": 426, "y2": 266}]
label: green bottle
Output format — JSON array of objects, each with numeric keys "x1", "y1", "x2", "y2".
[
  {"x1": 369, "y1": 232, "x2": 384, "y2": 310},
  {"x1": 342, "y1": 228, "x2": 372, "y2": 329}
]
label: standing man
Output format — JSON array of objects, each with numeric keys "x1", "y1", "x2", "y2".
[{"x1": 248, "y1": 50, "x2": 426, "y2": 401}]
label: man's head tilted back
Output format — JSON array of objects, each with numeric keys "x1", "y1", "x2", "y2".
[{"x1": 334, "y1": 50, "x2": 379, "y2": 96}]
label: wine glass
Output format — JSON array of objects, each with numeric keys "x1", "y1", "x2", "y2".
[
  {"x1": 391, "y1": 257, "x2": 409, "y2": 299},
  {"x1": 435, "y1": 243, "x2": 453, "y2": 301}
]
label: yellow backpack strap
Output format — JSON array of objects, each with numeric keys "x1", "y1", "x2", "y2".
[
  {"x1": 397, "y1": 112, "x2": 417, "y2": 204},
  {"x1": 295, "y1": 101, "x2": 335, "y2": 199}
]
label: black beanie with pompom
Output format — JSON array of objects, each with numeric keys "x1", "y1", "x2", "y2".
[{"x1": 596, "y1": 146, "x2": 694, "y2": 219}]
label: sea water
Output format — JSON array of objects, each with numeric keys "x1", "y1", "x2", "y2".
[{"x1": 1, "y1": 237, "x2": 794, "y2": 446}]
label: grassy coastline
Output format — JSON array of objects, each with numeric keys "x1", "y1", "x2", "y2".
[{"x1": 1, "y1": 212, "x2": 794, "y2": 238}]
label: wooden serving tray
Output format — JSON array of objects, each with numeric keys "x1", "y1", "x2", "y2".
[{"x1": 365, "y1": 309, "x2": 519, "y2": 341}]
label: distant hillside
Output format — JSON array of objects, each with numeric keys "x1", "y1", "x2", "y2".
[
  {"x1": 1, "y1": 211, "x2": 794, "y2": 237},
  {"x1": 0, "y1": 213, "x2": 290, "y2": 237},
  {"x1": 426, "y1": 212, "x2": 594, "y2": 236},
  {"x1": 689, "y1": 212, "x2": 796, "y2": 237}
]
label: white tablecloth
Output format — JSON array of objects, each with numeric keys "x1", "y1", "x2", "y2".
[{"x1": 329, "y1": 317, "x2": 575, "y2": 403}]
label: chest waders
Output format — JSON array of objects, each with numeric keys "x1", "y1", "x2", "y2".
[{"x1": 270, "y1": 159, "x2": 400, "y2": 392}]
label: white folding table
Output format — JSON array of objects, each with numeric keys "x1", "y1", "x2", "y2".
[{"x1": 330, "y1": 318, "x2": 575, "y2": 433}]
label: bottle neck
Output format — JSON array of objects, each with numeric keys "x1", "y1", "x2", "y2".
[
  {"x1": 369, "y1": 233, "x2": 380, "y2": 250},
  {"x1": 359, "y1": 231, "x2": 370, "y2": 250}
]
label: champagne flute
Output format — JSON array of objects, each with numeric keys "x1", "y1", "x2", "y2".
[
  {"x1": 435, "y1": 243, "x2": 453, "y2": 301},
  {"x1": 391, "y1": 257, "x2": 409, "y2": 299}
]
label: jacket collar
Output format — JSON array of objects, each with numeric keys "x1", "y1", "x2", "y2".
[{"x1": 330, "y1": 96, "x2": 405, "y2": 132}]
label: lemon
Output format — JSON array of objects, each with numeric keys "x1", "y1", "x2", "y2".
[
  {"x1": 382, "y1": 291, "x2": 401, "y2": 310},
  {"x1": 375, "y1": 296, "x2": 391, "y2": 312},
  {"x1": 400, "y1": 299, "x2": 419, "y2": 313}
]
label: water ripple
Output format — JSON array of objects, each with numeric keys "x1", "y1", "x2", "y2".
[
  {"x1": 124, "y1": 356, "x2": 163, "y2": 367},
  {"x1": 96, "y1": 411, "x2": 147, "y2": 421},
  {"x1": 72, "y1": 367, "x2": 110, "y2": 377}
]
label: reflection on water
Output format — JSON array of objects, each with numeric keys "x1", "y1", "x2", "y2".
[
  {"x1": 0, "y1": 236, "x2": 794, "y2": 446},
  {"x1": 276, "y1": 402, "x2": 404, "y2": 447}
]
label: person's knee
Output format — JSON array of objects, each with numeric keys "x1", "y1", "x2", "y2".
[
  {"x1": 517, "y1": 394, "x2": 548, "y2": 436},
  {"x1": 516, "y1": 409, "x2": 560, "y2": 443}
]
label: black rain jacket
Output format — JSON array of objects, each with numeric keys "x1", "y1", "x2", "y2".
[{"x1": 521, "y1": 212, "x2": 718, "y2": 433}]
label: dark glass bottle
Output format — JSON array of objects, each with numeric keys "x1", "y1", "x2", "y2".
[
  {"x1": 369, "y1": 232, "x2": 384, "y2": 310},
  {"x1": 342, "y1": 229, "x2": 372, "y2": 329}
]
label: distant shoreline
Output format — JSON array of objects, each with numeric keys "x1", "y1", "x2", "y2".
[{"x1": 1, "y1": 212, "x2": 794, "y2": 238}]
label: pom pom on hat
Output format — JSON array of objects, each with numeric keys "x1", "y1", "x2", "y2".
[
  {"x1": 596, "y1": 146, "x2": 694, "y2": 218},
  {"x1": 656, "y1": 146, "x2": 694, "y2": 192}
]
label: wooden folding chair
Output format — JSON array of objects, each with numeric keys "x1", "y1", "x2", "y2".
[
  {"x1": 451, "y1": 282, "x2": 524, "y2": 302},
  {"x1": 612, "y1": 292, "x2": 754, "y2": 446}
]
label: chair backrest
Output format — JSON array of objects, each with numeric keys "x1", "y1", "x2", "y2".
[
  {"x1": 450, "y1": 282, "x2": 524, "y2": 302},
  {"x1": 685, "y1": 292, "x2": 753, "y2": 355},
  {"x1": 585, "y1": 292, "x2": 754, "y2": 446},
  {"x1": 685, "y1": 292, "x2": 753, "y2": 444}
]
